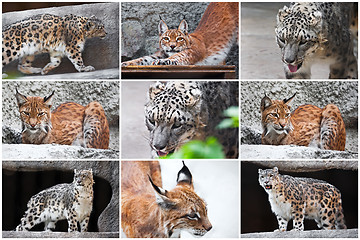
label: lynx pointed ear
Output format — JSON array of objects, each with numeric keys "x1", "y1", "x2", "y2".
[
  {"x1": 43, "y1": 91, "x2": 55, "y2": 108},
  {"x1": 177, "y1": 161, "x2": 193, "y2": 189},
  {"x1": 158, "y1": 19, "x2": 168, "y2": 35},
  {"x1": 148, "y1": 175, "x2": 176, "y2": 209},
  {"x1": 15, "y1": 88, "x2": 28, "y2": 108},
  {"x1": 260, "y1": 94, "x2": 272, "y2": 112},
  {"x1": 148, "y1": 81, "x2": 166, "y2": 100},
  {"x1": 283, "y1": 93, "x2": 296, "y2": 105},
  {"x1": 178, "y1": 19, "x2": 188, "y2": 34}
]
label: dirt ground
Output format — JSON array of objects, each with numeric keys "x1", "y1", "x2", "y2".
[
  {"x1": 121, "y1": 81, "x2": 153, "y2": 159},
  {"x1": 241, "y1": 2, "x2": 330, "y2": 79}
]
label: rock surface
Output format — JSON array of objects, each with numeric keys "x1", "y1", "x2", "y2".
[
  {"x1": 2, "y1": 231, "x2": 119, "y2": 238},
  {"x1": 121, "y1": 2, "x2": 239, "y2": 76},
  {"x1": 241, "y1": 81, "x2": 358, "y2": 153},
  {"x1": 241, "y1": 229, "x2": 358, "y2": 238},
  {"x1": 2, "y1": 3, "x2": 119, "y2": 77},
  {"x1": 241, "y1": 144, "x2": 358, "y2": 159},
  {"x1": 3, "y1": 161, "x2": 119, "y2": 232}
]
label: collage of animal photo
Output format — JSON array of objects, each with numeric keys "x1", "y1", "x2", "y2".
[{"x1": 1, "y1": 1, "x2": 358, "y2": 239}]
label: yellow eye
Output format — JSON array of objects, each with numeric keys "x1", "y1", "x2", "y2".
[
  {"x1": 162, "y1": 37, "x2": 170, "y2": 42},
  {"x1": 177, "y1": 37, "x2": 184, "y2": 42},
  {"x1": 271, "y1": 113, "x2": 279, "y2": 118},
  {"x1": 21, "y1": 111, "x2": 30, "y2": 116},
  {"x1": 285, "y1": 113, "x2": 291, "y2": 118},
  {"x1": 38, "y1": 112, "x2": 45, "y2": 117}
]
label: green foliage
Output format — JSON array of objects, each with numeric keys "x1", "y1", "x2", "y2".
[
  {"x1": 161, "y1": 137, "x2": 225, "y2": 159},
  {"x1": 161, "y1": 106, "x2": 239, "y2": 159},
  {"x1": 216, "y1": 106, "x2": 239, "y2": 129}
]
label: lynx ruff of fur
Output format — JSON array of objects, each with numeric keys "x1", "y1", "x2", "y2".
[
  {"x1": 121, "y1": 2, "x2": 238, "y2": 66},
  {"x1": 121, "y1": 161, "x2": 212, "y2": 238},
  {"x1": 261, "y1": 93, "x2": 346, "y2": 151},
  {"x1": 16, "y1": 90, "x2": 109, "y2": 149}
]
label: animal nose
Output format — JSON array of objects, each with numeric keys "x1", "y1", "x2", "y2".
[
  {"x1": 206, "y1": 225, "x2": 212, "y2": 231},
  {"x1": 154, "y1": 143, "x2": 166, "y2": 151},
  {"x1": 170, "y1": 45, "x2": 176, "y2": 50}
]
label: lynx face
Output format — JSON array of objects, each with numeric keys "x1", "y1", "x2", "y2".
[
  {"x1": 260, "y1": 94, "x2": 295, "y2": 136},
  {"x1": 158, "y1": 19, "x2": 191, "y2": 57},
  {"x1": 16, "y1": 90, "x2": 53, "y2": 135}
]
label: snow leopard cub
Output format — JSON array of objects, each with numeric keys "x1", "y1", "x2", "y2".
[{"x1": 16, "y1": 169, "x2": 94, "y2": 232}]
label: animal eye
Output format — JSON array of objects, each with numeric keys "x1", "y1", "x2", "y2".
[
  {"x1": 38, "y1": 112, "x2": 45, "y2": 116},
  {"x1": 21, "y1": 111, "x2": 30, "y2": 116},
  {"x1": 185, "y1": 212, "x2": 199, "y2": 220},
  {"x1": 177, "y1": 37, "x2": 184, "y2": 42},
  {"x1": 271, "y1": 113, "x2": 279, "y2": 118},
  {"x1": 299, "y1": 39, "x2": 307, "y2": 45},
  {"x1": 278, "y1": 37, "x2": 285, "y2": 44},
  {"x1": 162, "y1": 37, "x2": 170, "y2": 42},
  {"x1": 148, "y1": 118, "x2": 155, "y2": 126},
  {"x1": 269, "y1": 174, "x2": 273, "y2": 177},
  {"x1": 285, "y1": 113, "x2": 291, "y2": 118},
  {"x1": 172, "y1": 122, "x2": 182, "y2": 129}
]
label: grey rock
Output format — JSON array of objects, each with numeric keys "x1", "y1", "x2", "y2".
[
  {"x1": 241, "y1": 125, "x2": 261, "y2": 145},
  {"x1": 2, "y1": 3, "x2": 119, "y2": 77},
  {"x1": 241, "y1": 145, "x2": 358, "y2": 159},
  {"x1": 3, "y1": 161, "x2": 119, "y2": 232},
  {"x1": 241, "y1": 229, "x2": 358, "y2": 238},
  {"x1": 121, "y1": 21, "x2": 145, "y2": 58},
  {"x1": 2, "y1": 231, "x2": 119, "y2": 238},
  {"x1": 2, "y1": 126, "x2": 21, "y2": 144}
]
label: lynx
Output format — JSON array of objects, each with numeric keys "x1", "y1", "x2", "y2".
[
  {"x1": 16, "y1": 89, "x2": 109, "y2": 149},
  {"x1": 121, "y1": 161, "x2": 212, "y2": 238},
  {"x1": 121, "y1": 2, "x2": 238, "y2": 66},
  {"x1": 261, "y1": 93, "x2": 346, "y2": 151}
]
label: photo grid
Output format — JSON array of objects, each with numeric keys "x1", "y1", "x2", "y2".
[{"x1": 1, "y1": 1, "x2": 358, "y2": 239}]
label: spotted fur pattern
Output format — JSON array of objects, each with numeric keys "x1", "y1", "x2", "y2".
[
  {"x1": 16, "y1": 169, "x2": 94, "y2": 232},
  {"x1": 261, "y1": 93, "x2": 346, "y2": 151},
  {"x1": 16, "y1": 90, "x2": 109, "y2": 149},
  {"x1": 121, "y1": 161, "x2": 212, "y2": 237},
  {"x1": 276, "y1": 2, "x2": 357, "y2": 79},
  {"x1": 2, "y1": 14, "x2": 106, "y2": 75},
  {"x1": 259, "y1": 167, "x2": 346, "y2": 231},
  {"x1": 121, "y1": 2, "x2": 238, "y2": 66},
  {"x1": 145, "y1": 81, "x2": 238, "y2": 158}
]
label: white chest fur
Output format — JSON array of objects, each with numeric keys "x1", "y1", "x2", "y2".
[{"x1": 267, "y1": 190, "x2": 292, "y2": 220}]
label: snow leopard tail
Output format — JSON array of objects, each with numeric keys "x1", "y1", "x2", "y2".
[{"x1": 335, "y1": 199, "x2": 347, "y2": 229}]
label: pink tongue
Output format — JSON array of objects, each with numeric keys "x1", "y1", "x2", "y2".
[
  {"x1": 157, "y1": 151, "x2": 167, "y2": 157},
  {"x1": 288, "y1": 64, "x2": 298, "y2": 73}
]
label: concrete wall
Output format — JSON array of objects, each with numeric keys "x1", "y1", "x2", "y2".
[
  {"x1": 121, "y1": 2, "x2": 239, "y2": 71},
  {"x1": 2, "y1": 3, "x2": 119, "y2": 75}
]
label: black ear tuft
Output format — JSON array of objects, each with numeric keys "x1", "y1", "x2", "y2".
[
  {"x1": 148, "y1": 175, "x2": 164, "y2": 195},
  {"x1": 43, "y1": 90, "x2": 55, "y2": 103},
  {"x1": 283, "y1": 93, "x2": 296, "y2": 104},
  {"x1": 177, "y1": 161, "x2": 192, "y2": 185}
]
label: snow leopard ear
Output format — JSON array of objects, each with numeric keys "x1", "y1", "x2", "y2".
[
  {"x1": 158, "y1": 18, "x2": 169, "y2": 36},
  {"x1": 184, "y1": 87, "x2": 201, "y2": 107},
  {"x1": 178, "y1": 19, "x2": 188, "y2": 34},
  {"x1": 260, "y1": 94, "x2": 272, "y2": 112},
  {"x1": 148, "y1": 175, "x2": 176, "y2": 209},
  {"x1": 277, "y1": 5, "x2": 291, "y2": 23},
  {"x1": 176, "y1": 161, "x2": 193, "y2": 189},
  {"x1": 15, "y1": 88, "x2": 28, "y2": 108},
  {"x1": 258, "y1": 169, "x2": 264, "y2": 174},
  {"x1": 148, "y1": 81, "x2": 166, "y2": 100},
  {"x1": 309, "y1": 11, "x2": 322, "y2": 27},
  {"x1": 273, "y1": 167, "x2": 278, "y2": 173}
]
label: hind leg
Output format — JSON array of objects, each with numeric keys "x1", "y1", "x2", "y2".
[
  {"x1": 16, "y1": 208, "x2": 44, "y2": 231},
  {"x1": 41, "y1": 51, "x2": 63, "y2": 75},
  {"x1": 83, "y1": 101, "x2": 109, "y2": 149},
  {"x1": 18, "y1": 55, "x2": 42, "y2": 74},
  {"x1": 320, "y1": 104, "x2": 346, "y2": 151}
]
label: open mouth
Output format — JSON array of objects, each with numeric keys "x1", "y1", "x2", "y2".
[
  {"x1": 265, "y1": 185, "x2": 272, "y2": 190},
  {"x1": 156, "y1": 149, "x2": 175, "y2": 157},
  {"x1": 288, "y1": 62, "x2": 302, "y2": 73}
]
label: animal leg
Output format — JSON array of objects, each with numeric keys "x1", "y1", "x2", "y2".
[{"x1": 18, "y1": 55, "x2": 42, "y2": 74}]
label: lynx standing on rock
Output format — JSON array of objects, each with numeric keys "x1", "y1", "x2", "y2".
[
  {"x1": 16, "y1": 89, "x2": 109, "y2": 149},
  {"x1": 261, "y1": 93, "x2": 346, "y2": 151},
  {"x1": 122, "y1": 2, "x2": 238, "y2": 66}
]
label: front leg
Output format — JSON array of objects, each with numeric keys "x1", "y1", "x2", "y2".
[
  {"x1": 67, "y1": 210, "x2": 79, "y2": 232},
  {"x1": 291, "y1": 206, "x2": 305, "y2": 231},
  {"x1": 275, "y1": 214, "x2": 288, "y2": 232},
  {"x1": 122, "y1": 51, "x2": 166, "y2": 67},
  {"x1": 152, "y1": 45, "x2": 205, "y2": 65},
  {"x1": 65, "y1": 46, "x2": 95, "y2": 72},
  {"x1": 41, "y1": 51, "x2": 63, "y2": 75},
  {"x1": 80, "y1": 215, "x2": 90, "y2": 232}
]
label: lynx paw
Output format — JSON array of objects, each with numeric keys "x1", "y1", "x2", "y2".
[{"x1": 152, "y1": 59, "x2": 179, "y2": 65}]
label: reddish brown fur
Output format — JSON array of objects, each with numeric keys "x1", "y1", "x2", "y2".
[
  {"x1": 261, "y1": 95, "x2": 346, "y2": 151},
  {"x1": 17, "y1": 92, "x2": 109, "y2": 149},
  {"x1": 121, "y1": 161, "x2": 211, "y2": 238}
]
